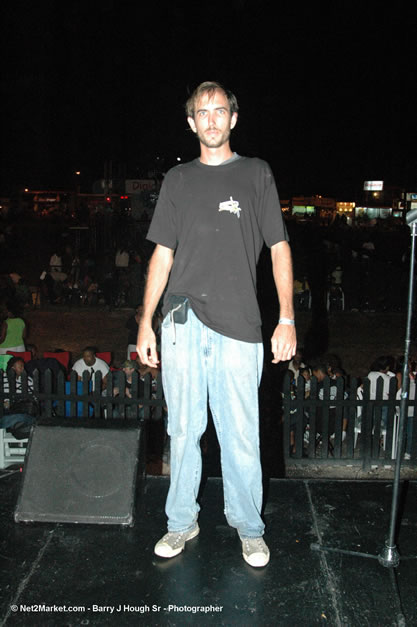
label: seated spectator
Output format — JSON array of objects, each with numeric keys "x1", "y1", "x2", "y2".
[
  {"x1": 61, "y1": 278, "x2": 81, "y2": 306},
  {"x1": 333, "y1": 367, "x2": 346, "y2": 380},
  {"x1": 366, "y1": 356, "x2": 397, "y2": 429},
  {"x1": 312, "y1": 363, "x2": 348, "y2": 441},
  {"x1": 0, "y1": 304, "x2": 26, "y2": 354},
  {"x1": 299, "y1": 366, "x2": 312, "y2": 397},
  {"x1": 289, "y1": 366, "x2": 311, "y2": 456},
  {"x1": 49, "y1": 250, "x2": 67, "y2": 283},
  {"x1": 80, "y1": 272, "x2": 100, "y2": 305},
  {"x1": 2, "y1": 356, "x2": 34, "y2": 408},
  {"x1": 327, "y1": 276, "x2": 345, "y2": 311},
  {"x1": 114, "y1": 359, "x2": 138, "y2": 397},
  {"x1": 49, "y1": 250, "x2": 63, "y2": 273},
  {"x1": 331, "y1": 265, "x2": 343, "y2": 286},
  {"x1": 0, "y1": 360, "x2": 36, "y2": 434},
  {"x1": 113, "y1": 359, "x2": 144, "y2": 418},
  {"x1": 388, "y1": 354, "x2": 405, "y2": 390},
  {"x1": 288, "y1": 348, "x2": 306, "y2": 383},
  {"x1": 86, "y1": 277, "x2": 99, "y2": 305},
  {"x1": 72, "y1": 347, "x2": 109, "y2": 390},
  {"x1": 324, "y1": 353, "x2": 343, "y2": 379}
]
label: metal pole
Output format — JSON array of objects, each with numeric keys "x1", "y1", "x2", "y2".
[{"x1": 378, "y1": 212, "x2": 417, "y2": 567}]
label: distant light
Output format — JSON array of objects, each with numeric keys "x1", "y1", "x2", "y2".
[
  {"x1": 75, "y1": 171, "x2": 81, "y2": 176},
  {"x1": 176, "y1": 157, "x2": 181, "y2": 162},
  {"x1": 364, "y1": 180, "x2": 383, "y2": 191},
  {"x1": 24, "y1": 188, "x2": 29, "y2": 192}
]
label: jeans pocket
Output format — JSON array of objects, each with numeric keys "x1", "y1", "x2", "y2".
[{"x1": 161, "y1": 313, "x2": 171, "y2": 329}]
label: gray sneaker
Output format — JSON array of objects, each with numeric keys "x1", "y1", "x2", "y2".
[
  {"x1": 154, "y1": 524, "x2": 200, "y2": 558},
  {"x1": 241, "y1": 537, "x2": 270, "y2": 567}
]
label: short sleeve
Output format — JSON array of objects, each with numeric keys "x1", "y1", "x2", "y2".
[
  {"x1": 256, "y1": 162, "x2": 288, "y2": 248},
  {"x1": 146, "y1": 169, "x2": 178, "y2": 250},
  {"x1": 71, "y1": 360, "x2": 83, "y2": 376}
]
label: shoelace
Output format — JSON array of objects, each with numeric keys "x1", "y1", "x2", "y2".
[
  {"x1": 244, "y1": 538, "x2": 264, "y2": 551},
  {"x1": 165, "y1": 532, "x2": 184, "y2": 547}
]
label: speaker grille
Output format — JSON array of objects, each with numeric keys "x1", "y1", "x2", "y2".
[{"x1": 15, "y1": 425, "x2": 142, "y2": 525}]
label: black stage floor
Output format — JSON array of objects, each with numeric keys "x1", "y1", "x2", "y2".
[{"x1": 0, "y1": 472, "x2": 416, "y2": 626}]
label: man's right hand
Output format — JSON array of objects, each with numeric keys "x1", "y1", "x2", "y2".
[
  {"x1": 135, "y1": 244, "x2": 174, "y2": 367},
  {"x1": 137, "y1": 324, "x2": 159, "y2": 367}
]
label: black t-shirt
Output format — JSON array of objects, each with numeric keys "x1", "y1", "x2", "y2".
[{"x1": 147, "y1": 157, "x2": 288, "y2": 342}]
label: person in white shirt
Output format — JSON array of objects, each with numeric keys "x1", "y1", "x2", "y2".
[
  {"x1": 71, "y1": 347, "x2": 109, "y2": 390},
  {"x1": 367, "y1": 356, "x2": 398, "y2": 429},
  {"x1": 288, "y1": 348, "x2": 305, "y2": 383},
  {"x1": 367, "y1": 356, "x2": 396, "y2": 399}
]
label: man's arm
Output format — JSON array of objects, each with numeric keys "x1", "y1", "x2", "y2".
[
  {"x1": 137, "y1": 244, "x2": 174, "y2": 367},
  {"x1": 101, "y1": 365, "x2": 109, "y2": 390},
  {"x1": 270, "y1": 240, "x2": 297, "y2": 363}
]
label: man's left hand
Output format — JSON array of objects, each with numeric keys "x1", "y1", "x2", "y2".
[{"x1": 271, "y1": 323, "x2": 297, "y2": 364}]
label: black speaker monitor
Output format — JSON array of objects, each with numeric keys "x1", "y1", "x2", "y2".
[{"x1": 15, "y1": 423, "x2": 142, "y2": 525}]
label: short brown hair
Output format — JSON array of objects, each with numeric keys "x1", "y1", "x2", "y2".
[{"x1": 185, "y1": 81, "x2": 239, "y2": 118}]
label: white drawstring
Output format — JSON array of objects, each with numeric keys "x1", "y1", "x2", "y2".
[{"x1": 170, "y1": 302, "x2": 183, "y2": 344}]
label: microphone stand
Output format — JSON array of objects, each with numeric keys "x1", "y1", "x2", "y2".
[{"x1": 311, "y1": 209, "x2": 417, "y2": 625}]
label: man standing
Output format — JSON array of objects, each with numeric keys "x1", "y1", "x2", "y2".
[{"x1": 137, "y1": 81, "x2": 296, "y2": 567}]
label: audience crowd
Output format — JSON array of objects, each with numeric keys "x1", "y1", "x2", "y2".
[
  {"x1": 286, "y1": 216, "x2": 411, "y2": 313},
  {"x1": 37, "y1": 244, "x2": 146, "y2": 309},
  {"x1": 0, "y1": 240, "x2": 147, "y2": 312},
  {"x1": 0, "y1": 302, "x2": 415, "y2": 461},
  {"x1": 0, "y1": 295, "x2": 164, "y2": 437},
  {"x1": 0, "y1": 214, "x2": 413, "y2": 315},
  {"x1": 283, "y1": 349, "x2": 415, "y2": 460},
  {"x1": 0, "y1": 215, "x2": 415, "y2": 461}
]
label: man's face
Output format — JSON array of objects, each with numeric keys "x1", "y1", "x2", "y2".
[
  {"x1": 293, "y1": 352, "x2": 303, "y2": 367},
  {"x1": 187, "y1": 89, "x2": 237, "y2": 149},
  {"x1": 83, "y1": 351, "x2": 96, "y2": 366},
  {"x1": 313, "y1": 368, "x2": 325, "y2": 382},
  {"x1": 13, "y1": 360, "x2": 25, "y2": 377}
]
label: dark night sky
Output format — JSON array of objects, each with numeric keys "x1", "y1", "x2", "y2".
[{"x1": 1, "y1": 0, "x2": 416, "y2": 198}]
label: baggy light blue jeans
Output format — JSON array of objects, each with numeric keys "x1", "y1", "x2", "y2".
[{"x1": 161, "y1": 308, "x2": 265, "y2": 538}]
